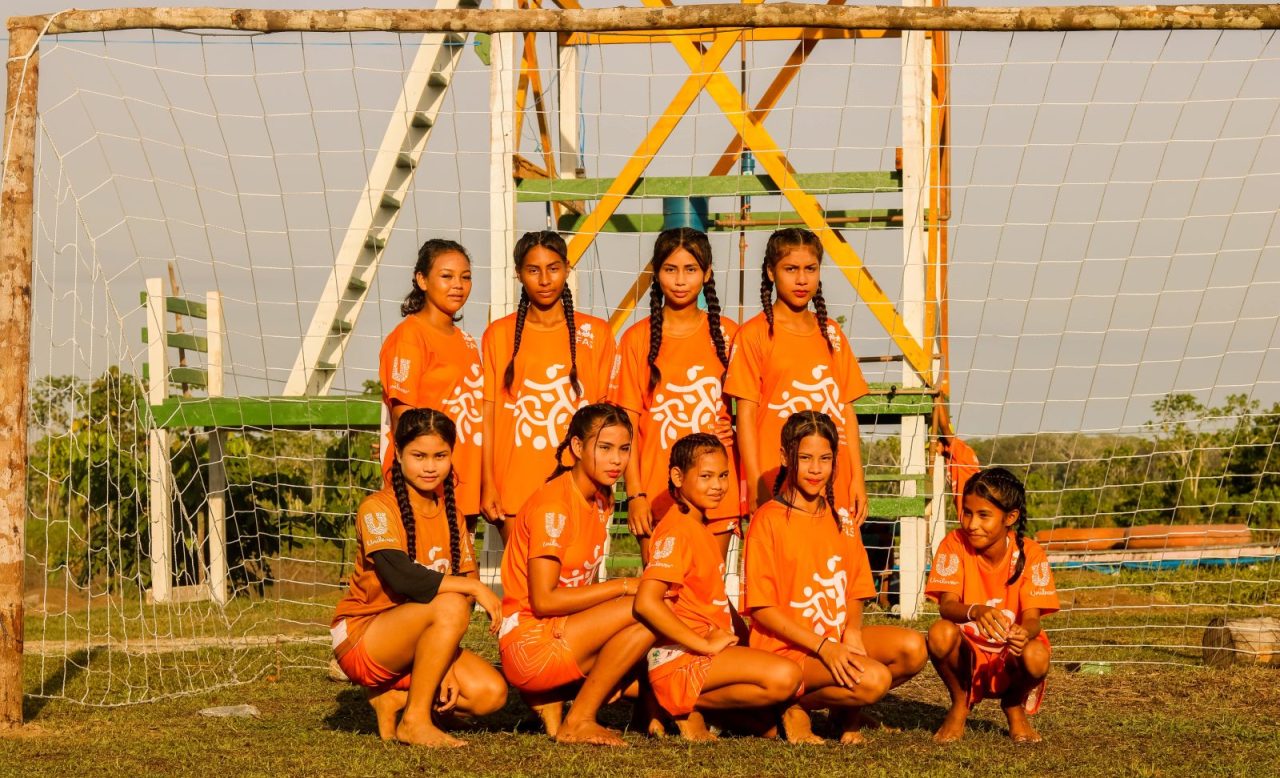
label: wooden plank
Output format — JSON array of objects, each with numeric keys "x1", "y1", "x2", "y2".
[
  {"x1": 561, "y1": 27, "x2": 897, "y2": 45},
  {"x1": 137, "y1": 292, "x2": 209, "y2": 319},
  {"x1": 557, "y1": 208, "x2": 906, "y2": 233},
  {"x1": 522, "y1": 170, "x2": 901, "y2": 202},
  {"x1": 150, "y1": 397, "x2": 382, "y2": 429}
]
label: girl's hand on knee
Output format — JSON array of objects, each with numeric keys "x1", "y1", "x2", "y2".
[
  {"x1": 467, "y1": 579, "x2": 503, "y2": 634},
  {"x1": 974, "y1": 605, "x2": 1011, "y2": 643},
  {"x1": 699, "y1": 628, "x2": 738, "y2": 656},
  {"x1": 841, "y1": 628, "x2": 868, "y2": 657},
  {"x1": 818, "y1": 639, "x2": 865, "y2": 689},
  {"x1": 436, "y1": 674, "x2": 461, "y2": 712},
  {"x1": 1005, "y1": 624, "x2": 1029, "y2": 656}
]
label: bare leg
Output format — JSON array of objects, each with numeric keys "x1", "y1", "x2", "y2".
[
  {"x1": 927, "y1": 619, "x2": 971, "y2": 744},
  {"x1": 519, "y1": 689, "x2": 567, "y2": 737},
  {"x1": 674, "y1": 710, "x2": 716, "y2": 742},
  {"x1": 781, "y1": 705, "x2": 824, "y2": 745},
  {"x1": 794, "y1": 656, "x2": 892, "y2": 745},
  {"x1": 1003, "y1": 640, "x2": 1049, "y2": 744},
  {"x1": 861, "y1": 625, "x2": 929, "y2": 688},
  {"x1": 444, "y1": 650, "x2": 509, "y2": 719},
  {"x1": 694, "y1": 647, "x2": 802, "y2": 710},
  {"x1": 556, "y1": 622, "x2": 655, "y2": 747}
]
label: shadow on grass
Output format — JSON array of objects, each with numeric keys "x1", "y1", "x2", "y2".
[
  {"x1": 323, "y1": 683, "x2": 545, "y2": 737},
  {"x1": 24, "y1": 648, "x2": 101, "y2": 720}
]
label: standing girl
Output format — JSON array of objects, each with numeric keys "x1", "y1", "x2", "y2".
[
  {"x1": 925, "y1": 467, "x2": 1059, "y2": 744},
  {"x1": 724, "y1": 227, "x2": 870, "y2": 524},
  {"x1": 332, "y1": 409, "x2": 507, "y2": 748},
  {"x1": 610, "y1": 228, "x2": 740, "y2": 559},
  {"x1": 481, "y1": 231, "x2": 616, "y2": 539},
  {"x1": 633, "y1": 432, "x2": 801, "y2": 741},
  {"x1": 380, "y1": 239, "x2": 483, "y2": 520},
  {"x1": 498, "y1": 403, "x2": 654, "y2": 747},
  {"x1": 743, "y1": 411, "x2": 927, "y2": 744}
]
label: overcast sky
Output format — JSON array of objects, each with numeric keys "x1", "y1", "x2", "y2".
[{"x1": 4, "y1": 1, "x2": 1279, "y2": 441}]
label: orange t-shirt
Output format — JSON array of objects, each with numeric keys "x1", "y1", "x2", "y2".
[
  {"x1": 482, "y1": 312, "x2": 616, "y2": 515},
  {"x1": 332, "y1": 488, "x2": 477, "y2": 635},
  {"x1": 723, "y1": 314, "x2": 869, "y2": 514},
  {"x1": 743, "y1": 499, "x2": 877, "y2": 656},
  {"x1": 379, "y1": 316, "x2": 483, "y2": 516},
  {"x1": 500, "y1": 472, "x2": 613, "y2": 620},
  {"x1": 609, "y1": 314, "x2": 741, "y2": 520},
  {"x1": 641, "y1": 507, "x2": 733, "y2": 636},
  {"x1": 925, "y1": 530, "x2": 1060, "y2": 619}
]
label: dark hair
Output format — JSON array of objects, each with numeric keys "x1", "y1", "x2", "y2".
[
  {"x1": 389, "y1": 407, "x2": 461, "y2": 574},
  {"x1": 548, "y1": 402, "x2": 634, "y2": 483},
  {"x1": 401, "y1": 238, "x2": 471, "y2": 320},
  {"x1": 772, "y1": 410, "x2": 840, "y2": 530},
  {"x1": 962, "y1": 467, "x2": 1029, "y2": 586},
  {"x1": 760, "y1": 228, "x2": 834, "y2": 352},
  {"x1": 646, "y1": 228, "x2": 731, "y2": 394},
  {"x1": 666, "y1": 432, "x2": 728, "y2": 514},
  {"x1": 503, "y1": 231, "x2": 580, "y2": 398}
]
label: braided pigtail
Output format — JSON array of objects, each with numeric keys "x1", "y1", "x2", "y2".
[
  {"x1": 391, "y1": 460, "x2": 417, "y2": 561},
  {"x1": 669, "y1": 475, "x2": 690, "y2": 514},
  {"x1": 772, "y1": 466, "x2": 788, "y2": 499},
  {"x1": 825, "y1": 479, "x2": 839, "y2": 531},
  {"x1": 760, "y1": 266, "x2": 775, "y2": 336},
  {"x1": 562, "y1": 285, "x2": 581, "y2": 399},
  {"x1": 646, "y1": 280, "x2": 665, "y2": 395},
  {"x1": 813, "y1": 281, "x2": 835, "y2": 354},
  {"x1": 1008, "y1": 522, "x2": 1027, "y2": 586},
  {"x1": 703, "y1": 275, "x2": 730, "y2": 373},
  {"x1": 503, "y1": 288, "x2": 531, "y2": 395},
  {"x1": 547, "y1": 436, "x2": 574, "y2": 483},
  {"x1": 443, "y1": 472, "x2": 461, "y2": 574}
]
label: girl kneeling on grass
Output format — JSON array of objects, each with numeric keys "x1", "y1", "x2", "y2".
[
  {"x1": 498, "y1": 403, "x2": 654, "y2": 747},
  {"x1": 925, "y1": 467, "x2": 1060, "y2": 744},
  {"x1": 633, "y1": 433, "x2": 801, "y2": 741},
  {"x1": 331, "y1": 408, "x2": 507, "y2": 748},
  {"x1": 744, "y1": 411, "x2": 928, "y2": 744}
]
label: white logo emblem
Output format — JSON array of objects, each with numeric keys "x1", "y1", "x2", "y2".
[
  {"x1": 441, "y1": 363, "x2": 484, "y2": 446},
  {"x1": 363, "y1": 511, "x2": 390, "y2": 537},
  {"x1": 609, "y1": 353, "x2": 622, "y2": 386},
  {"x1": 506, "y1": 364, "x2": 585, "y2": 451},
  {"x1": 391, "y1": 357, "x2": 411, "y2": 385},
  {"x1": 560, "y1": 544, "x2": 605, "y2": 587},
  {"x1": 767, "y1": 364, "x2": 848, "y2": 436},
  {"x1": 1031, "y1": 561, "x2": 1052, "y2": 588},
  {"x1": 934, "y1": 552, "x2": 960, "y2": 578},
  {"x1": 789, "y1": 555, "x2": 849, "y2": 634},
  {"x1": 461, "y1": 331, "x2": 479, "y2": 353},
  {"x1": 576, "y1": 322, "x2": 595, "y2": 349},
  {"x1": 424, "y1": 545, "x2": 449, "y2": 573},
  {"x1": 544, "y1": 512, "x2": 567, "y2": 547},
  {"x1": 651, "y1": 365, "x2": 724, "y2": 449},
  {"x1": 825, "y1": 323, "x2": 842, "y2": 352},
  {"x1": 651, "y1": 536, "x2": 675, "y2": 561}
]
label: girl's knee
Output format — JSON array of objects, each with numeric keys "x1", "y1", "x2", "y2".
[
  {"x1": 432, "y1": 592, "x2": 473, "y2": 633},
  {"x1": 902, "y1": 630, "x2": 929, "y2": 674},
  {"x1": 472, "y1": 673, "x2": 510, "y2": 716},
  {"x1": 1020, "y1": 641, "x2": 1050, "y2": 679},
  {"x1": 766, "y1": 659, "x2": 804, "y2": 701},
  {"x1": 927, "y1": 619, "x2": 960, "y2": 657},
  {"x1": 861, "y1": 661, "x2": 892, "y2": 701}
]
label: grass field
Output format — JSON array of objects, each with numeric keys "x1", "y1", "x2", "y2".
[{"x1": 5, "y1": 615, "x2": 1280, "y2": 778}]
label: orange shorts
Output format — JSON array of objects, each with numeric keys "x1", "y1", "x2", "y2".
[
  {"x1": 335, "y1": 639, "x2": 411, "y2": 692},
  {"x1": 498, "y1": 613, "x2": 585, "y2": 694},
  {"x1": 648, "y1": 645, "x2": 715, "y2": 717},
  {"x1": 962, "y1": 631, "x2": 1050, "y2": 714}
]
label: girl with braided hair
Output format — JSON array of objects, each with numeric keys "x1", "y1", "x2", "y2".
[
  {"x1": 925, "y1": 467, "x2": 1059, "y2": 744},
  {"x1": 743, "y1": 411, "x2": 927, "y2": 744},
  {"x1": 724, "y1": 227, "x2": 871, "y2": 526},
  {"x1": 332, "y1": 408, "x2": 507, "y2": 748},
  {"x1": 609, "y1": 228, "x2": 741, "y2": 561},
  {"x1": 379, "y1": 239, "x2": 483, "y2": 521},
  {"x1": 498, "y1": 403, "x2": 655, "y2": 747},
  {"x1": 481, "y1": 231, "x2": 616, "y2": 541},
  {"x1": 633, "y1": 433, "x2": 801, "y2": 741}
]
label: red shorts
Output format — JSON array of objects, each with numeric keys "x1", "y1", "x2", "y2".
[
  {"x1": 498, "y1": 613, "x2": 585, "y2": 694},
  {"x1": 962, "y1": 630, "x2": 1051, "y2": 714},
  {"x1": 648, "y1": 645, "x2": 715, "y2": 717},
  {"x1": 335, "y1": 639, "x2": 411, "y2": 692}
]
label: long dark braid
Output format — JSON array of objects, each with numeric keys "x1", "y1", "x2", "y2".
[
  {"x1": 502, "y1": 288, "x2": 531, "y2": 394},
  {"x1": 646, "y1": 279, "x2": 665, "y2": 394},
  {"x1": 667, "y1": 432, "x2": 726, "y2": 514},
  {"x1": 562, "y1": 284, "x2": 582, "y2": 398},
  {"x1": 760, "y1": 267, "x2": 775, "y2": 336},
  {"x1": 776, "y1": 410, "x2": 842, "y2": 531},
  {"x1": 547, "y1": 402, "x2": 634, "y2": 483},
  {"x1": 702, "y1": 275, "x2": 731, "y2": 374},
  {"x1": 401, "y1": 238, "x2": 470, "y2": 320},
  {"x1": 963, "y1": 467, "x2": 1030, "y2": 585},
  {"x1": 390, "y1": 407, "x2": 461, "y2": 571},
  {"x1": 812, "y1": 281, "x2": 835, "y2": 354}
]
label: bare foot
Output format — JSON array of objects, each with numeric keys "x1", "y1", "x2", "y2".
[
  {"x1": 366, "y1": 688, "x2": 408, "y2": 741},
  {"x1": 395, "y1": 716, "x2": 468, "y2": 748},
  {"x1": 833, "y1": 709, "x2": 867, "y2": 745},
  {"x1": 1004, "y1": 705, "x2": 1042, "y2": 744},
  {"x1": 781, "y1": 705, "x2": 825, "y2": 745},
  {"x1": 675, "y1": 711, "x2": 718, "y2": 742},
  {"x1": 555, "y1": 717, "x2": 629, "y2": 747},
  {"x1": 933, "y1": 705, "x2": 969, "y2": 744},
  {"x1": 844, "y1": 708, "x2": 901, "y2": 734},
  {"x1": 630, "y1": 690, "x2": 666, "y2": 738},
  {"x1": 532, "y1": 701, "x2": 564, "y2": 738}
]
